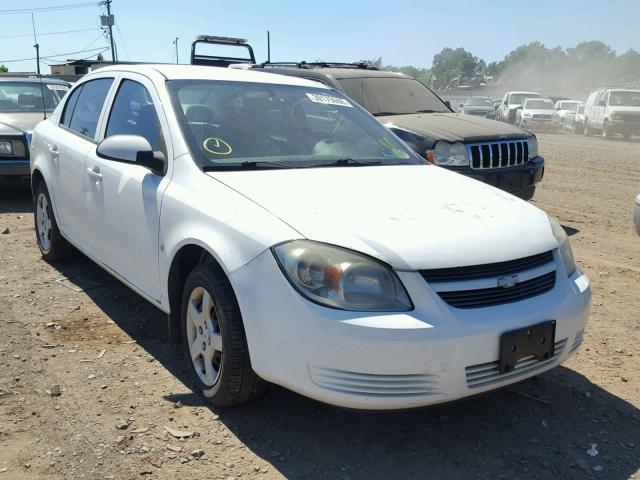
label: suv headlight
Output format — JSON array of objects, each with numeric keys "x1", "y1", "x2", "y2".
[
  {"x1": 273, "y1": 240, "x2": 412, "y2": 312},
  {"x1": 0, "y1": 140, "x2": 13, "y2": 155},
  {"x1": 526, "y1": 136, "x2": 538, "y2": 159},
  {"x1": 548, "y1": 216, "x2": 576, "y2": 277},
  {"x1": 429, "y1": 141, "x2": 469, "y2": 166}
]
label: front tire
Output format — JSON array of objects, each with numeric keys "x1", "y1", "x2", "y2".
[
  {"x1": 602, "y1": 120, "x2": 613, "y2": 140},
  {"x1": 33, "y1": 181, "x2": 74, "y2": 262},
  {"x1": 180, "y1": 263, "x2": 266, "y2": 407}
]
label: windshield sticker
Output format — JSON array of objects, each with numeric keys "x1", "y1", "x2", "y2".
[
  {"x1": 378, "y1": 137, "x2": 407, "y2": 158},
  {"x1": 306, "y1": 93, "x2": 352, "y2": 108},
  {"x1": 203, "y1": 137, "x2": 233, "y2": 155},
  {"x1": 46, "y1": 84, "x2": 69, "y2": 91}
]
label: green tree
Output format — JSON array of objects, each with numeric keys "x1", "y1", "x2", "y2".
[
  {"x1": 567, "y1": 41, "x2": 615, "y2": 62},
  {"x1": 355, "y1": 56, "x2": 384, "y2": 68},
  {"x1": 0, "y1": 65, "x2": 7, "y2": 73},
  {"x1": 430, "y1": 47, "x2": 481, "y2": 89}
]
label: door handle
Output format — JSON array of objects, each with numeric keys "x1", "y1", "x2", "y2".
[
  {"x1": 87, "y1": 166, "x2": 102, "y2": 182},
  {"x1": 48, "y1": 144, "x2": 59, "y2": 159}
]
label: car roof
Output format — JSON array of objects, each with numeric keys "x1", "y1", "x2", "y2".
[
  {"x1": 607, "y1": 88, "x2": 640, "y2": 93},
  {"x1": 508, "y1": 91, "x2": 539, "y2": 95},
  {"x1": 0, "y1": 76, "x2": 69, "y2": 84},
  {"x1": 88, "y1": 64, "x2": 331, "y2": 89}
]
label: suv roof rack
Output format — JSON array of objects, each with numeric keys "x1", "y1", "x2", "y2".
[
  {"x1": 191, "y1": 34, "x2": 255, "y2": 68},
  {"x1": 260, "y1": 61, "x2": 378, "y2": 70}
]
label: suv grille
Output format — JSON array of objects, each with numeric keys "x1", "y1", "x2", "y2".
[
  {"x1": 467, "y1": 140, "x2": 529, "y2": 169},
  {"x1": 420, "y1": 251, "x2": 556, "y2": 309},
  {"x1": 618, "y1": 113, "x2": 640, "y2": 123},
  {"x1": 532, "y1": 114, "x2": 552, "y2": 120}
]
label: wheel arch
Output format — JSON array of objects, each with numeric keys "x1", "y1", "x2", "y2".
[
  {"x1": 31, "y1": 168, "x2": 45, "y2": 199},
  {"x1": 166, "y1": 241, "x2": 228, "y2": 342}
]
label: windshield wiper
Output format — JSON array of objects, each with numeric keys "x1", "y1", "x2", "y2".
[
  {"x1": 372, "y1": 111, "x2": 412, "y2": 116},
  {"x1": 203, "y1": 160, "x2": 291, "y2": 171},
  {"x1": 414, "y1": 109, "x2": 439, "y2": 114},
  {"x1": 305, "y1": 158, "x2": 382, "y2": 168}
]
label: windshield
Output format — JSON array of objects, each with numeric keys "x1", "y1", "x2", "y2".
[
  {"x1": 168, "y1": 80, "x2": 420, "y2": 170},
  {"x1": 0, "y1": 81, "x2": 69, "y2": 113},
  {"x1": 357, "y1": 77, "x2": 450, "y2": 115},
  {"x1": 525, "y1": 99, "x2": 554, "y2": 110},
  {"x1": 465, "y1": 97, "x2": 493, "y2": 107},
  {"x1": 609, "y1": 91, "x2": 640, "y2": 107},
  {"x1": 510, "y1": 93, "x2": 539, "y2": 106}
]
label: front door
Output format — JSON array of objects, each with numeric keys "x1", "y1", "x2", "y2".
[{"x1": 84, "y1": 75, "x2": 172, "y2": 300}]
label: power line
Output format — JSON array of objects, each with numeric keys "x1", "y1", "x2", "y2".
[
  {"x1": 0, "y1": 28, "x2": 100, "y2": 39},
  {"x1": 0, "y1": 2, "x2": 103, "y2": 15},
  {"x1": 0, "y1": 46, "x2": 110, "y2": 63}
]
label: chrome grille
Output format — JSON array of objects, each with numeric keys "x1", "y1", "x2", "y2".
[
  {"x1": 532, "y1": 114, "x2": 552, "y2": 120},
  {"x1": 467, "y1": 139, "x2": 529, "y2": 169},
  {"x1": 465, "y1": 338, "x2": 567, "y2": 389}
]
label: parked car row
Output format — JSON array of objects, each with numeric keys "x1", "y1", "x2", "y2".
[{"x1": 29, "y1": 63, "x2": 591, "y2": 410}]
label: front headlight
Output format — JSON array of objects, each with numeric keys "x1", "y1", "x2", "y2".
[
  {"x1": 526, "y1": 136, "x2": 538, "y2": 159},
  {"x1": 429, "y1": 141, "x2": 469, "y2": 166},
  {"x1": 549, "y1": 217, "x2": 576, "y2": 277},
  {"x1": 0, "y1": 140, "x2": 13, "y2": 156},
  {"x1": 272, "y1": 240, "x2": 412, "y2": 311}
]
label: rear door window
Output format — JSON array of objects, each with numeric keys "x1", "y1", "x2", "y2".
[
  {"x1": 67, "y1": 78, "x2": 113, "y2": 140},
  {"x1": 60, "y1": 85, "x2": 83, "y2": 127}
]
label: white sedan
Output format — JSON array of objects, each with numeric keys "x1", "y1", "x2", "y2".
[{"x1": 30, "y1": 65, "x2": 591, "y2": 410}]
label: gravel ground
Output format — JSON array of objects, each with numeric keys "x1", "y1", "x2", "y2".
[{"x1": 1, "y1": 133, "x2": 639, "y2": 480}]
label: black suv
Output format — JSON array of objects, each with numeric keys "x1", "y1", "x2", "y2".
[{"x1": 247, "y1": 62, "x2": 544, "y2": 200}]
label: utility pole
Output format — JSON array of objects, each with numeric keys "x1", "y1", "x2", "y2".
[
  {"x1": 267, "y1": 30, "x2": 271, "y2": 63},
  {"x1": 173, "y1": 37, "x2": 179, "y2": 64},
  {"x1": 105, "y1": 0, "x2": 117, "y2": 63}
]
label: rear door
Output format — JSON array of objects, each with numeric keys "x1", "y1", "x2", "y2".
[
  {"x1": 84, "y1": 74, "x2": 172, "y2": 300},
  {"x1": 50, "y1": 77, "x2": 113, "y2": 248}
]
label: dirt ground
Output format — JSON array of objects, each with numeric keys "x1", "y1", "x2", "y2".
[{"x1": 1, "y1": 133, "x2": 639, "y2": 480}]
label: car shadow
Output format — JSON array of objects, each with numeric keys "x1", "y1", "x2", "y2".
[
  {"x1": 0, "y1": 188, "x2": 32, "y2": 214},
  {"x1": 43, "y1": 254, "x2": 640, "y2": 480}
]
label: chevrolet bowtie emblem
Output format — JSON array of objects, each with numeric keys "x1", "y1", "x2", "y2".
[{"x1": 497, "y1": 274, "x2": 519, "y2": 289}]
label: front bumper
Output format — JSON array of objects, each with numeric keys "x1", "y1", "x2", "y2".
[
  {"x1": 0, "y1": 159, "x2": 30, "y2": 186},
  {"x1": 520, "y1": 118, "x2": 554, "y2": 129},
  {"x1": 449, "y1": 156, "x2": 544, "y2": 196},
  {"x1": 609, "y1": 119, "x2": 640, "y2": 135},
  {"x1": 230, "y1": 249, "x2": 591, "y2": 410}
]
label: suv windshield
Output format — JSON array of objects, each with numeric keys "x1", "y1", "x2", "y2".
[
  {"x1": 353, "y1": 77, "x2": 449, "y2": 115},
  {"x1": 609, "y1": 91, "x2": 640, "y2": 107},
  {"x1": 525, "y1": 99, "x2": 554, "y2": 110},
  {"x1": 465, "y1": 98, "x2": 493, "y2": 107},
  {"x1": 168, "y1": 80, "x2": 420, "y2": 170},
  {"x1": 0, "y1": 81, "x2": 69, "y2": 113},
  {"x1": 510, "y1": 93, "x2": 539, "y2": 106}
]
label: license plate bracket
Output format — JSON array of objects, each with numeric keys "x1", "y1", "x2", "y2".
[{"x1": 499, "y1": 320, "x2": 556, "y2": 374}]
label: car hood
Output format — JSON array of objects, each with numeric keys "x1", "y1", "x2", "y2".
[
  {"x1": 463, "y1": 106, "x2": 493, "y2": 112},
  {"x1": 378, "y1": 113, "x2": 529, "y2": 143},
  {"x1": 209, "y1": 165, "x2": 557, "y2": 270},
  {"x1": 0, "y1": 112, "x2": 45, "y2": 135}
]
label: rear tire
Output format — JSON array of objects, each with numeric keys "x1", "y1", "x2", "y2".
[
  {"x1": 33, "y1": 181, "x2": 74, "y2": 262},
  {"x1": 180, "y1": 263, "x2": 266, "y2": 407}
]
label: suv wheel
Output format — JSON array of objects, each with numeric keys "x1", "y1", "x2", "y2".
[
  {"x1": 33, "y1": 181, "x2": 75, "y2": 262},
  {"x1": 181, "y1": 263, "x2": 266, "y2": 407}
]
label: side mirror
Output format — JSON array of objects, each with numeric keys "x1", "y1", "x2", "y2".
[{"x1": 97, "y1": 135, "x2": 165, "y2": 174}]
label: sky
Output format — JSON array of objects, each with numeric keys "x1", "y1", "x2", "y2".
[{"x1": 1, "y1": 0, "x2": 639, "y2": 73}]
